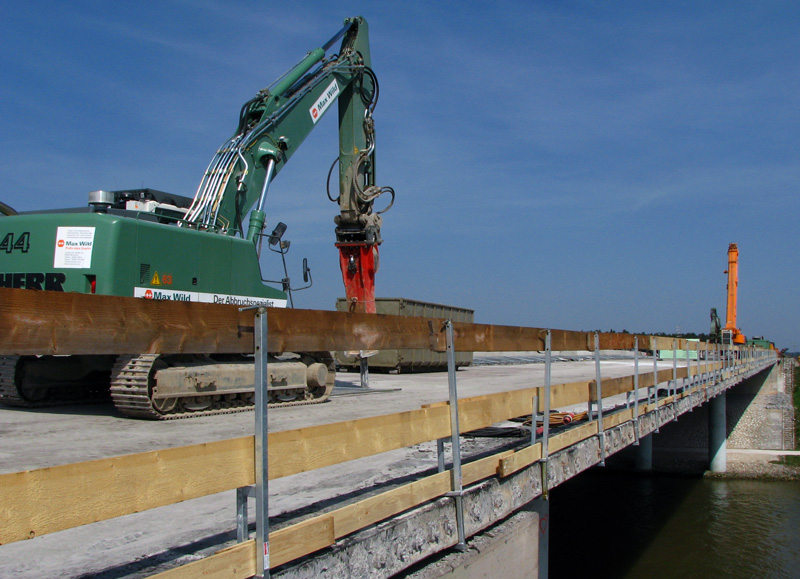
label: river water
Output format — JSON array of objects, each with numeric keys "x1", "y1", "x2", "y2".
[{"x1": 549, "y1": 469, "x2": 800, "y2": 579}]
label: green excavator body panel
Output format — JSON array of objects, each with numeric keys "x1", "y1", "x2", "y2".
[{"x1": 0, "y1": 210, "x2": 287, "y2": 306}]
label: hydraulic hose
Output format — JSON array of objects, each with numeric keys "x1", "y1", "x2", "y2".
[{"x1": 0, "y1": 201, "x2": 17, "y2": 216}]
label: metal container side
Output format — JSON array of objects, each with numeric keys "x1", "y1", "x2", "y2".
[{"x1": 335, "y1": 297, "x2": 474, "y2": 372}]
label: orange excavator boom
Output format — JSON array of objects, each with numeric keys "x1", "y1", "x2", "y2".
[{"x1": 723, "y1": 243, "x2": 746, "y2": 345}]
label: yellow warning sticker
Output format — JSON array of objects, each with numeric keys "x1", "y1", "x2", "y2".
[{"x1": 151, "y1": 271, "x2": 161, "y2": 286}]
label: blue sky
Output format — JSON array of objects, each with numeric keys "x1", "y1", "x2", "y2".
[{"x1": 2, "y1": 1, "x2": 798, "y2": 349}]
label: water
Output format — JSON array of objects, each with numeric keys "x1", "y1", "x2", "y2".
[{"x1": 549, "y1": 469, "x2": 800, "y2": 579}]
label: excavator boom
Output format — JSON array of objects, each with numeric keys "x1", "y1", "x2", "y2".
[
  {"x1": 182, "y1": 16, "x2": 392, "y2": 312},
  {"x1": 722, "y1": 243, "x2": 745, "y2": 345}
]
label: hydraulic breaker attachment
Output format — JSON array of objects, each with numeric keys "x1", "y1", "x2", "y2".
[{"x1": 337, "y1": 243, "x2": 378, "y2": 313}]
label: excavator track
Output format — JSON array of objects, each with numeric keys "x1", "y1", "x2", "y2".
[
  {"x1": 110, "y1": 353, "x2": 335, "y2": 420},
  {"x1": 0, "y1": 356, "x2": 27, "y2": 407},
  {"x1": 0, "y1": 355, "x2": 110, "y2": 408}
]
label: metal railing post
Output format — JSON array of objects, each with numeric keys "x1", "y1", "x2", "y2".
[
  {"x1": 686, "y1": 340, "x2": 692, "y2": 391},
  {"x1": 633, "y1": 336, "x2": 640, "y2": 444},
  {"x1": 594, "y1": 333, "x2": 605, "y2": 466},
  {"x1": 652, "y1": 339, "x2": 660, "y2": 433},
  {"x1": 652, "y1": 339, "x2": 658, "y2": 407},
  {"x1": 253, "y1": 307, "x2": 270, "y2": 578},
  {"x1": 436, "y1": 438, "x2": 446, "y2": 473},
  {"x1": 445, "y1": 320, "x2": 467, "y2": 551},
  {"x1": 236, "y1": 486, "x2": 250, "y2": 542},
  {"x1": 671, "y1": 338, "x2": 677, "y2": 399},
  {"x1": 531, "y1": 394, "x2": 538, "y2": 448},
  {"x1": 672, "y1": 338, "x2": 679, "y2": 422},
  {"x1": 542, "y1": 330, "x2": 552, "y2": 496}
]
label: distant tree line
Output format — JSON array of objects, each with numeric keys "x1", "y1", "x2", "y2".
[{"x1": 590, "y1": 329, "x2": 712, "y2": 341}]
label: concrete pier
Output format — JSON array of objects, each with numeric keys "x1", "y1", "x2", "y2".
[
  {"x1": 636, "y1": 433, "x2": 653, "y2": 471},
  {"x1": 708, "y1": 392, "x2": 727, "y2": 472}
]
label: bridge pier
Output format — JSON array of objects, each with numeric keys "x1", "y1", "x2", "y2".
[
  {"x1": 708, "y1": 392, "x2": 727, "y2": 472},
  {"x1": 402, "y1": 498, "x2": 549, "y2": 578},
  {"x1": 635, "y1": 433, "x2": 653, "y2": 471},
  {"x1": 530, "y1": 497, "x2": 549, "y2": 579}
]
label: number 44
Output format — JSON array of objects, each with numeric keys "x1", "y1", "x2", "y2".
[{"x1": 0, "y1": 232, "x2": 30, "y2": 253}]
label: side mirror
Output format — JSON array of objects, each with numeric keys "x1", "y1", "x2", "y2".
[{"x1": 303, "y1": 258, "x2": 310, "y2": 283}]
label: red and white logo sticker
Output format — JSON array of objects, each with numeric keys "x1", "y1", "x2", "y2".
[{"x1": 308, "y1": 80, "x2": 339, "y2": 124}]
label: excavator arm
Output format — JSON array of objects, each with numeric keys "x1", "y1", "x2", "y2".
[{"x1": 183, "y1": 16, "x2": 392, "y2": 313}]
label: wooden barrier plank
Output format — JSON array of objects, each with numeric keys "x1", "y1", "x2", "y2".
[
  {"x1": 0, "y1": 288, "x2": 447, "y2": 355},
  {"x1": 150, "y1": 540, "x2": 254, "y2": 579},
  {"x1": 158, "y1": 356, "x2": 777, "y2": 578},
  {"x1": 657, "y1": 368, "x2": 674, "y2": 384},
  {"x1": 150, "y1": 448, "x2": 517, "y2": 579},
  {"x1": 498, "y1": 443, "x2": 543, "y2": 477},
  {"x1": 549, "y1": 380, "x2": 592, "y2": 409},
  {"x1": 0, "y1": 288, "x2": 672, "y2": 356},
  {"x1": 462, "y1": 449, "x2": 515, "y2": 485},
  {"x1": 638, "y1": 372, "x2": 655, "y2": 390},
  {"x1": 1, "y1": 288, "x2": 723, "y2": 358},
  {"x1": 597, "y1": 332, "x2": 634, "y2": 350},
  {"x1": 652, "y1": 336, "x2": 674, "y2": 351},
  {"x1": 327, "y1": 448, "x2": 515, "y2": 543},
  {"x1": 549, "y1": 421, "x2": 599, "y2": 454},
  {"x1": 0, "y1": 437, "x2": 254, "y2": 545},
  {"x1": 0, "y1": 355, "x2": 713, "y2": 545},
  {"x1": 150, "y1": 514, "x2": 335, "y2": 578},
  {"x1": 332, "y1": 471, "x2": 451, "y2": 538},
  {"x1": 0, "y1": 384, "x2": 540, "y2": 543},
  {"x1": 272, "y1": 516, "x2": 336, "y2": 568},
  {"x1": 550, "y1": 329, "x2": 593, "y2": 352},
  {"x1": 603, "y1": 408, "x2": 634, "y2": 430},
  {"x1": 450, "y1": 324, "x2": 594, "y2": 352},
  {"x1": 590, "y1": 375, "x2": 634, "y2": 401}
]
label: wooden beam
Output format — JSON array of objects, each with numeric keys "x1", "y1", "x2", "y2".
[
  {"x1": 498, "y1": 443, "x2": 543, "y2": 477},
  {"x1": 1, "y1": 288, "x2": 679, "y2": 356},
  {"x1": 0, "y1": 288, "x2": 448, "y2": 355},
  {"x1": 0, "y1": 382, "x2": 542, "y2": 544},
  {"x1": 603, "y1": 408, "x2": 634, "y2": 430},
  {"x1": 590, "y1": 375, "x2": 635, "y2": 401},
  {"x1": 1, "y1": 351, "x2": 715, "y2": 545},
  {"x1": 651, "y1": 336, "x2": 674, "y2": 350},
  {"x1": 549, "y1": 421, "x2": 599, "y2": 454},
  {"x1": 150, "y1": 448, "x2": 518, "y2": 578},
  {"x1": 0, "y1": 437, "x2": 254, "y2": 545},
  {"x1": 549, "y1": 380, "x2": 592, "y2": 409},
  {"x1": 150, "y1": 540, "x2": 254, "y2": 579},
  {"x1": 150, "y1": 513, "x2": 335, "y2": 578},
  {"x1": 450, "y1": 324, "x2": 594, "y2": 353},
  {"x1": 2, "y1": 289, "x2": 715, "y2": 358}
]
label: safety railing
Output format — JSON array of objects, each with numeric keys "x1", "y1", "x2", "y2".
[{"x1": 0, "y1": 288, "x2": 777, "y2": 578}]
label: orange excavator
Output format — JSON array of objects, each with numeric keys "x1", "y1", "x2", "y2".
[{"x1": 722, "y1": 243, "x2": 746, "y2": 345}]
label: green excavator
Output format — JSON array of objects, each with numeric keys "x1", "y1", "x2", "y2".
[{"x1": 0, "y1": 16, "x2": 394, "y2": 418}]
